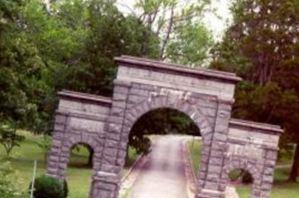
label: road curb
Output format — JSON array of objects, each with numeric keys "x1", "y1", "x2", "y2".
[
  {"x1": 121, "y1": 153, "x2": 145, "y2": 183},
  {"x1": 119, "y1": 151, "x2": 149, "y2": 197},
  {"x1": 182, "y1": 139, "x2": 197, "y2": 198}
]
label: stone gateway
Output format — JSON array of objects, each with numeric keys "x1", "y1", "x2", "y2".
[{"x1": 46, "y1": 55, "x2": 283, "y2": 198}]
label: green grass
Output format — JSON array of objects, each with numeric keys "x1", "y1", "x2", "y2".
[
  {"x1": 187, "y1": 139, "x2": 202, "y2": 173},
  {"x1": 0, "y1": 131, "x2": 139, "y2": 198},
  {"x1": 235, "y1": 166, "x2": 299, "y2": 198},
  {"x1": 187, "y1": 140, "x2": 299, "y2": 198}
]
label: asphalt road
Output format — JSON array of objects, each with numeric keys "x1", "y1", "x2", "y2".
[{"x1": 131, "y1": 135, "x2": 188, "y2": 198}]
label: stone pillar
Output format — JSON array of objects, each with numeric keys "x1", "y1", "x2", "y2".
[
  {"x1": 91, "y1": 79, "x2": 131, "y2": 198},
  {"x1": 46, "y1": 112, "x2": 69, "y2": 179},
  {"x1": 259, "y1": 149, "x2": 278, "y2": 198},
  {"x1": 197, "y1": 100, "x2": 233, "y2": 198}
]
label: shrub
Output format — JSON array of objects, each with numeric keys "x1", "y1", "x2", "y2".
[
  {"x1": 0, "y1": 122, "x2": 25, "y2": 157},
  {"x1": 29, "y1": 175, "x2": 68, "y2": 198}
]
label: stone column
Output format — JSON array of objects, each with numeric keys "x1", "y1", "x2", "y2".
[
  {"x1": 259, "y1": 149, "x2": 278, "y2": 198},
  {"x1": 91, "y1": 79, "x2": 131, "y2": 198},
  {"x1": 46, "y1": 112, "x2": 69, "y2": 179},
  {"x1": 197, "y1": 99, "x2": 233, "y2": 198}
]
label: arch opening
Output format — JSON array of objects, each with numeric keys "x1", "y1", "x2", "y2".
[
  {"x1": 69, "y1": 143, "x2": 94, "y2": 168},
  {"x1": 121, "y1": 107, "x2": 203, "y2": 197},
  {"x1": 66, "y1": 142, "x2": 94, "y2": 198},
  {"x1": 129, "y1": 107, "x2": 201, "y2": 151},
  {"x1": 127, "y1": 107, "x2": 201, "y2": 156},
  {"x1": 226, "y1": 168, "x2": 254, "y2": 198}
]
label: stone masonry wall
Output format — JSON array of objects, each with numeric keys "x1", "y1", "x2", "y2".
[
  {"x1": 221, "y1": 119, "x2": 283, "y2": 198},
  {"x1": 46, "y1": 91, "x2": 112, "y2": 196}
]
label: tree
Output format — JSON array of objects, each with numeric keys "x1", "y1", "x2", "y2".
[
  {"x1": 133, "y1": 0, "x2": 213, "y2": 65},
  {"x1": 0, "y1": 122, "x2": 25, "y2": 157},
  {"x1": 211, "y1": 0, "x2": 299, "y2": 181},
  {"x1": 0, "y1": 0, "x2": 48, "y2": 131}
]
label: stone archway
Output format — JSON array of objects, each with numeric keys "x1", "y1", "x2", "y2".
[
  {"x1": 63, "y1": 134, "x2": 99, "y2": 172},
  {"x1": 46, "y1": 56, "x2": 283, "y2": 198},
  {"x1": 120, "y1": 95, "x2": 214, "y2": 192},
  {"x1": 222, "y1": 159, "x2": 262, "y2": 198}
]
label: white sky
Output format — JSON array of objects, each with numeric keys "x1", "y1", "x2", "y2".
[{"x1": 116, "y1": 0, "x2": 233, "y2": 40}]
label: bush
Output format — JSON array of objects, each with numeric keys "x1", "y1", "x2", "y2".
[{"x1": 29, "y1": 175, "x2": 68, "y2": 198}]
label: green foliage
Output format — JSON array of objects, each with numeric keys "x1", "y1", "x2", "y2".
[
  {"x1": 35, "y1": 134, "x2": 52, "y2": 161},
  {"x1": 129, "y1": 136, "x2": 151, "y2": 154},
  {"x1": 30, "y1": 175, "x2": 68, "y2": 198},
  {"x1": 135, "y1": 0, "x2": 213, "y2": 63},
  {"x1": 0, "y1": 162, "x2": 24, "y2": 198},
  {"x1": 0, "y1": 0, "x2": 213, "y2": 169},
  {"x1": 0, "y1": 0, "x2": 160, "y2": 134},
  {"x1": 0, "y1": 122, "x2": 25, "y2": 157},
  {"x1": 0, "y1": 0, "x2": 50, "y2": 131},
  {"x1": 166, "y1": 21, "x2": 213, "y2": 66},
  {"x1": 211, "y1": 0, "x2": 299, "y2": 181}
]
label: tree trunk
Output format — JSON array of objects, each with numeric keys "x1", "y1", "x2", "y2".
[
  {"x1": 288, "y1": 143, "x2": 299, "y2": 182},
  {"x1": 159, "y1": 5, "x2": 175, "y2": 59}
]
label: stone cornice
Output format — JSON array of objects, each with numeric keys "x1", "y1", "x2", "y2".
[
  {"x1": 230, "y1": 118, "x2": 283, "y2": 134},
  {"x1": 115, "y1": 55, "x2": 242, "y2": 84},
  {"x1": 58, "y1": 90, "x2": 112, "y2": 105}
]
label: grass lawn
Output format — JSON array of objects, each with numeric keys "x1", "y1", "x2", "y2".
[
  {"x1": 0, "y1": 130, "x2": 138, "y2": 198},
  {"x1": 187, "y1": 140, "x2": 299, "y2": 198}
]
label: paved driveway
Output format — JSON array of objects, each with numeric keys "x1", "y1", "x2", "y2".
[{"x1": 130, "y1": 135, "x2": 188, "y2": 198}]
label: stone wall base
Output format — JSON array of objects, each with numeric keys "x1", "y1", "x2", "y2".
[{"x1": 196, "y1": 188, "x2": 225, "y2": 198}]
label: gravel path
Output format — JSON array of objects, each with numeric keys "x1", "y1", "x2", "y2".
[{"x1": 130, "y1": 135, "x2": 188, "y2": 198}]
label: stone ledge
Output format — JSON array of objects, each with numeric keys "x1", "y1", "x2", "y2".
[
  {"x1": 115, "y1": 55, "x2": 242, "y2": 83},
  {"x1": 230, "y1": 119, "x2": 283, "y2": 134},
  {"x1": 56, "y1": 110, "x2": 107, "y2": 122},
  {"x1": 58, "y1": 90, "x2": 112, "y2": 105}
]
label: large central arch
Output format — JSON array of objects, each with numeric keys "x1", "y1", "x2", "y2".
[{"x1": 121, "y1": 95, "x2": 213, "y2": 193}]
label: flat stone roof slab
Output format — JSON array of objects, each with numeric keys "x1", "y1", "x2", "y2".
[
  {"x1": 230, "y1": 118, "x2": 283, "y2": 134},
  {"x1": 115, "y1": 55, "x2": 242, "y2": 83}
]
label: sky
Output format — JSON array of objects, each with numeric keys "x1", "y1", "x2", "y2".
[{"x1": 115, "y1": 0, "x2": 233, "y2": 40}]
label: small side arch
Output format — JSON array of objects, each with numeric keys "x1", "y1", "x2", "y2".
[
  {"x1": 222, "y1": 159, "x2": 262, "y2": 197},
  {"x1": 59, "y1": 134, "x2": 101, "y2": 177}
]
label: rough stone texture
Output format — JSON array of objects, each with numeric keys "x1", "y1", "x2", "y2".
[
  {"x1": 46, "y1": 55, "x2": 283, "y2": 198},
  {"x1": 220, "y1": 119, "x2": 283, "y2": 198}
]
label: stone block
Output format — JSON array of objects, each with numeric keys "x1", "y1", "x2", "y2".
[{"x1": 104, "y1": 147, "x2": 118, "y2": 157}]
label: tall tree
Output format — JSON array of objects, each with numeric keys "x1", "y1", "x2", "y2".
[
  {"x1": 211, "y1": 0, "x2": 299, "y2": 181},
  {"x1": 0, "y1": 0, "x2": 48, "y2": 130},
  {"x1": 133, "y1": 0, "x2": 213, "y2": 65}
]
